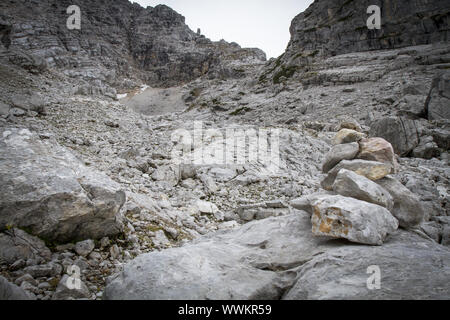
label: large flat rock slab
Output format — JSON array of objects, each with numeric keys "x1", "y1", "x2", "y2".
[
  {"x1": 104, "y1": 212, "x2": 340, "y2": 300},
  {"x1": 283, "y1": 231, "x2": 450, "y2": 300}
]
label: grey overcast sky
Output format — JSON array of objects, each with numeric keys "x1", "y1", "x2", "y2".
[{"x1": 131, "y1": 0, "x2": 314, "y2": 59}]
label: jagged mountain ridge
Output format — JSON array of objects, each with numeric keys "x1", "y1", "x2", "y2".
[{"x1": 0, "y1": 0, "x2": 266, "y2": 90}]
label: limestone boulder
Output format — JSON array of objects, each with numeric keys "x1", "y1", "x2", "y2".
[
  {"x1": 357, "y1": 138, "x2": 398, "y2": 170},
  {"x1": 369, "y1": 117, "x2": 420, "y2": 156},
  {"x1": 321, "y1": 159, "x2": 392, "y2": 191},
  {"x1": 376, "y1": 176, "x2": 425, "y2": 228},
  {"x1": 333, "y1": 129, "x2": 366, "y2": 145},
  {"x1": 333, "y1": 169, "x2": 394, "y2": 210},
  {"x1": 311, "y1": 196, "x2": 398, "y2": 246},
  {"x1": 0, "y1": 127, "x2": 126, "y2": 243},
  {"x1": 322, "y1": 142, "x2": 359, "y2": 173}
]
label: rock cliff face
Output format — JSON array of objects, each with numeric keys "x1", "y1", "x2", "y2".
[
  {"x1": 284, "y1": 0, "x2": 449, "y2": 60},
  {"x1": 0, "y1": 0, "x2": 266, "y2": 90}
]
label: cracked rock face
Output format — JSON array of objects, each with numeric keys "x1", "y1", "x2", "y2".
[
  {"x1": 369, "y1": 117, "x2": 420, "y2": 156},
  {"x1": 0, "y1": 228, "x2": 52, "y2": 265},
  {"x1": 0, "y1": 127, "x2": 126, "y2": 243},
  {"x1": 426, "y1": 71, "x2": 450, "y2": 121},
  {"x1": 282, "y1": 0, "x2": 450, "y2": 64},
  {"x1": 283, "y1": 231, "x2": 450, "y2": 300}
]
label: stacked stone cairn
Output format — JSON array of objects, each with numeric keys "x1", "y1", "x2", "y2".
[{"x1": 291, "y1": 123, "x2": 425, "y2": 246}]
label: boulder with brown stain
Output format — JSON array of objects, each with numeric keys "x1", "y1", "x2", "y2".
[{"x1": 311, "y1": 196, "x2": 398, "y2": 246}]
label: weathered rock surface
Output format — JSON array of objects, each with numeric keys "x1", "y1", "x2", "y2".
[
  {"x1": 0, "y1": 127, "x2": 126, "y2": 243},
  {"x1": 369, "y1": 117, "x2": 420, "y2": 156},
  {"x1": 311, "y1": 195, "x2": 398, "y2": 246},
  {"x1": 0, "y1": 276, "x2": 35, "y2": 300},
  {"x1": 105, "y1": 212, "x2": 449, "y2": 300},
  {"x1": 0, "y1": 0, "x2": 266, "y2": 90},
  {"x1": 0, "y1": 228, "x2": 51, "y2": 265},
  {"x1": 277, "y1": 0, "x2": 450, "y2": 70},
  {"x1": 333, "y1": 169, "x2": 394, "y2": 210},
  {"x1": 283, "y1": 231, "x2": 450, "y2": 300},
  {"x1": 376, "y1": 176, "x2": 426, "y2": 228},
  {"x1": 74, "y1": 240, "x2": 95, "y2": 257},
  {"x1": 412, "y1": 136, "x2": 441, "y2": 159},
  {"x1": 322, "y1": 142, "x2": 359, "y2": 173},
  {"x1": 321, "y1": 159, "x2": 392, "y2": 191},
  {"x1": 1, "y1": 0, "x2": 449, "y2": 302},
  {"x1": 104, "y1": 212, "x2": 340, "y2": 300},
  {"x1": 426, "y1": 71, "x2": 450, "y2": 120}
]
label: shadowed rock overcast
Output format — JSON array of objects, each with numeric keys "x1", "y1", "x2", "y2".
[{"x1": 0, "y1": 0, "x2": 449, "y2": 301}]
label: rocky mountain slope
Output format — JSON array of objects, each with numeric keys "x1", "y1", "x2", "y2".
[
  {"x1": 0, "y1": 0, "x2": 449, "y2": 300},
  {"x1": 0, "y1": 0, "x2": 266, "y2": 92}
]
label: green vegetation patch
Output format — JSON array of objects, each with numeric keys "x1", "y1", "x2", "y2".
[{"x1": 273, "y1": 66, "x2": 299, "y2": 84}]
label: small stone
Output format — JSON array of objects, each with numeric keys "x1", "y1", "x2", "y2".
[
  {"x1": 20, "y1": 281, "x2": 38, "y2": 294},
  {"x1": 152, "y1": 230, "x2": 170, "y2": 248},
  {"x1": 15, "y1": 274, "x2": 37, "y2": 287},
  {"x1": 339, "y1": 120, "x2": 362, "y2": 132},
  {"x1": 38, "y1": 282, "x2": 51, "y2": 290},
  {"x1": 196, "y1": 200, "x2": 219, "y2": 214},
  {"x1": 109, "y1": 245, "x2": 120, "y2": 260},
  {"x1": 88, "y1": 251, "x2": 102, "y2": 262},
  {"x1": 164, "y1": 227, "x2": 179, "y2": 240},
  {"x1": 322, "y1": 142, "x2": 359, "y2": 173},
  {"x1": 9, "y1": 259, "x2": 26, "y2": 271},
  {"x1": 333, "y1": 129, "x2": 366, "y2": 145},
  {"x1": 199, "y1": 174, "x2": 219, "y2": 194},
  {"x1": 99, "y1": 237, "x2": 110, "y2": 249},
  {"x1": 74, "y1": 240, "x2": 95, "y2": 257},
  {"x1": 9, "y1": 108, "x2": 26, "y2": 117}
]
